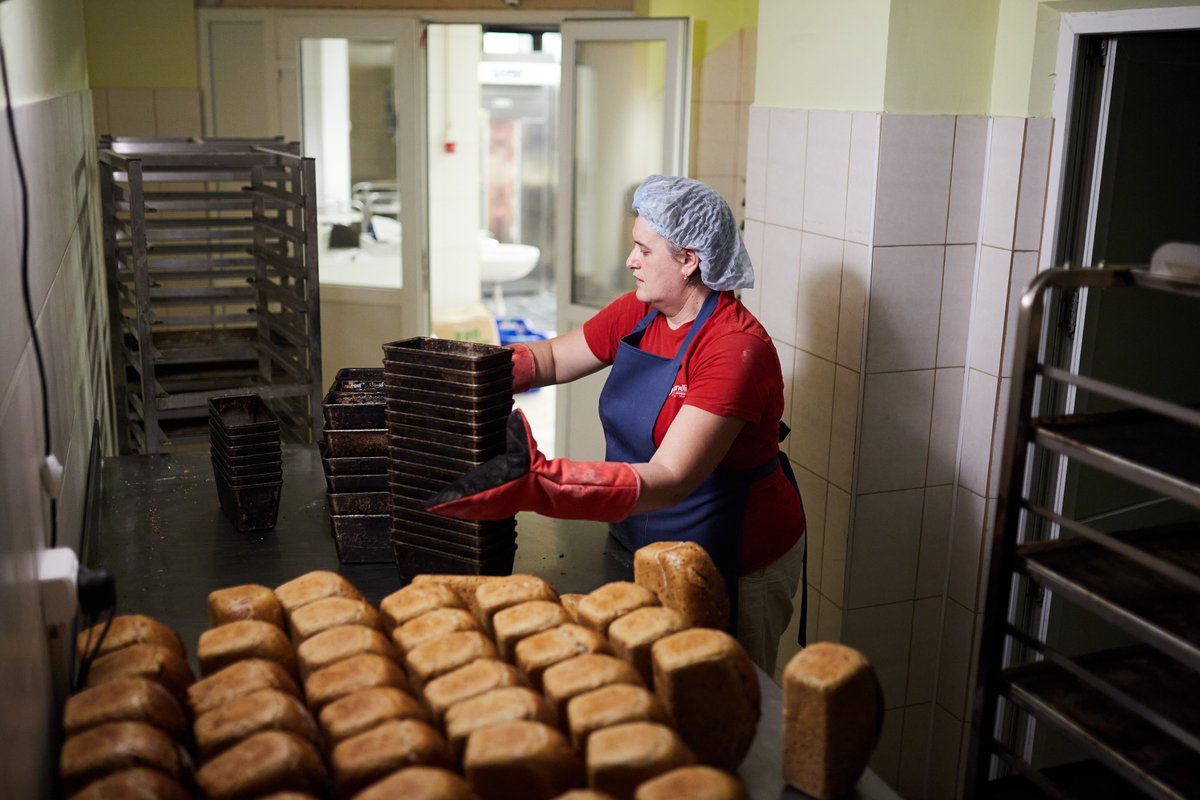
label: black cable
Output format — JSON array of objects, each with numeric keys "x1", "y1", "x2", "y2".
[{"x1": 1, "y1": 29, "x2": 58, "y2": 547}]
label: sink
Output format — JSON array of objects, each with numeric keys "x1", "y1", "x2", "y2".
[{"x1": 480, "y1": 236, "x2": 540, "y2": 284}]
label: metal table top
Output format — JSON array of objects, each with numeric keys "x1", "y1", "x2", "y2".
[{"x1": 92, "y1": 444, "x2": 898, "y2": 800}]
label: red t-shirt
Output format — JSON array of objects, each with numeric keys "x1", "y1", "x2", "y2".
[{"x1": 583, "y1": 291, "x2": 805, "y2": 572}]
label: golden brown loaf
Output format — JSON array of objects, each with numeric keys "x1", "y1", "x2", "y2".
[
  {"x1": 76, "y1": 614, "x2": 186, "y2": 661},
  {"x1": 551, "y1": 792, "x2": 616, "y2": 800},
  {"x1": 515, "y1": 624, "x2": 611, "y2": 691},
  {"x1": 405, "y1": 630, "x2": 497, "y2": 691},
  {"x1": 195, "y1": 729, "x2": 327, "y2": 800},
  {"x1": 193, "y1": 688, "x2": 319, "y2": 759},
  {"x1": 275, "y1": 571, "x2": 364, "y2": 617},
  {"x1": 782, "y1": 642, "x2": 884, "y2": 800},
  {"x1": 198, "y1": 619, "x2": 297, "y2": 678},
  {"x1": 462, "y1": 720, "x2": 582, "y2": 800},
  {"x1": 304, "y1": 652, "x2": 408, "y2": 712},
  {"x1": 393, "y1": 607, "x2": 481, "y2": 655},
  {"x1": 63, "y1": 677, "x2": 187, "y2": 740},
  {"x1": 564, "y1": 684, "x2": 666, "y2": 752},
  {"x1": 331, "y1": 718, "x2": 450, "y2": 795},
  {"x1": 606, "y1": 607, "x2": 687, "y2": 688},
  {"x1": 288, "y1": 596, "x2": 382, "y2": 644},
  {"x1": 207, "y1": 584, "x2": 284, "y2": 629},
  {"x1": 65, "y1": 767, "x2": 189, "y2": 800},
  {"x1": 632, "y1": 765, "x2": 749, "y2": 800},
  {"x1": 633, "y1": 542, "x2": 728, "y2": 631},
  {"x1": 541, "y1": 654, "x2": 644, "y2": 723},
  {"x1": 187, "y1": 658, "x2": 300, "y2": 717},
  {"x1": 380, "y1": 583, "x2": 466, "y2": 630},
  {"x1": 254, "y1": 794, "x2": 320, "y2": 800},
  {"x1": 59, "y1": 721, "x2": 187, "y2": 793},
  {"x1": 351, "y1": 766, "x2": 478, "y2": 800},
  {"x1": 297, "y1": 624, "x2": 396, "y2": 678},
  {"x1": 444, "y1": 686, "x2": 556, "y2": 758},
  {"x1": 575, "y1": 582, "x2": 659, "y2": 636},
  {"x1": 319, "y1": 685, "x2": 430, "y2": 745},
  {"x1": 470, "y1": 575, "x2": 559, "y2": 634},
  {"x1": 492, "y1": 600, "x2": 569, "y2": 662},
  {"x1": 585, "y1": 722, "x2": 694, "y2": 800},
  {"x1": 558, "y1": 594, "x2": 584, "y2": 624},
  {"x1": 85, "y1": 643, "x2": 195, "y2": 703},
  {"x1": 651, "y1": 628, "x2": 760, "y2": 771},
  {"x1": 423, "y1": 658, "x2": 526, "y2": 721},
  {"x1": 410, "y1": 573, "x2": 498, "y2": 603}
]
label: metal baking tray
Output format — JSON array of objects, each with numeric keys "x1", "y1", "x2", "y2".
[
  {"x1": 390, "y1": 528, "x2": 517, "y2": 559},
  {"x1": 386, "y1": 423, "x2": 505, "y2": 451},
  {"x1": 387, "y1": 445, "x2": 493, "y2": 473},
  {"x1": 382, "y1": 337, "x2": 513, "y2": 372},
  {"x1": 389, "y1": 517, "x2": 517, "y2": 549},
  {"x1": 208, "y1": 394, "x2": 281, "y2": 435},
  {"x1": 385, "y1": 410, "x2": 509, "y2": 439},
  {"x1": 326, "y1": 491, "x2": 389, "y2": 516},
  {"x1": 386, "y1": 434, "x2": 504, "y2": 463},
  {"x1": 211, "y1": 457, "x2": 282, "y2": 486},
  {"x1": 387, "y1": 495, "x2": 514, "y2": 536},
  {"x1": 383, "y1": 372, "x2": 512, "y2": 399},
  {"x1": 325, "y1": 473, "x2": 388, "y2": 493},
  {"x1": 383, "y1": 358, "x2": 513, "y2": 385},
  {"x1": 323, "y1": 428, "x2": 387, "y2": 458},
  {"x1": 318, "y1": 440, "x2": 387, "y2": 475},
  {"x1": 329, "y1": 514, "x2": 392, "y2": 564},
  {"x1": 322, "y1": 391, "x2": 385, "y2": 430},
  {"x1": 214, "y1": 473, "x2": 281, "y2": 533},
  {"x1": 384, "y1": 391, "x2": 512, "y2": 417},
  {"x1": 392, "y1": 539, "x2": 517, "y2": 579}
]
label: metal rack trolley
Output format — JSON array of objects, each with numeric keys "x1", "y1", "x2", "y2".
[
  {"x1": 966, "y1": 266, "x2": 1200, "y2": 798},
  {"x1": 98, "y1": 137, "x2": 321, "y2": 453}
]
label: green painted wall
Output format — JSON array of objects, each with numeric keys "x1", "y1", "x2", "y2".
[
  {"x1": 0, "y1": 0, "x2": 89, "y2": 104},
  {"x1": 83, "y1": 0, "x2": 197, "y2": 89},
  {"x1": 883, "y1": 0, "x2": 998, "y2": 114},
  {"x1": 639, "y1": 0, "x2": 758, "y2": 66}
]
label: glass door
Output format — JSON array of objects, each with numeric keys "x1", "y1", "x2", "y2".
[{"x1": 555, "y1": 17, "x2": 692, "y2": 460}]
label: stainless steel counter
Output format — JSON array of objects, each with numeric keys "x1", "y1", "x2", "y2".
[{"x1": 91, "y1": 444, "x2": 899, "y2": 800}]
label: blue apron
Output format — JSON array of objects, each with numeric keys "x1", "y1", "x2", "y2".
[{"x1": 598, "y1": 290, "x2": 795, "y2": 632}]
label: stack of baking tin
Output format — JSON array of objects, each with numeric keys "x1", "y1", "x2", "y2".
[
  {"x1": 383, "y1": 338, "x2": 517, "y2": 580},
  {"x1": 319, "y1": 368, "x2": 390, "y2": 563},
  {"x1": 208, "y1": 394, "x2": 282, "y2": 532}
]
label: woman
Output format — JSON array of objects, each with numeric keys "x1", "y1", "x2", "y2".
[{"x1": 428, "y1": 175, "x2": 806, "y2": 671}]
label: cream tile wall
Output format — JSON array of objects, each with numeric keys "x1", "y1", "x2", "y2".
[
  {"x1": 691, "y1": 29, "x2": 756, "y2": 224},
  {"x1": 744, "y1": 104, "x2": 1053, "y2": 797},
  {"x1": 91, "y1": 87, "x2": 203, "y2": 138}
]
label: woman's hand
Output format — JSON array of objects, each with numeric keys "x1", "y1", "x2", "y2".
[{"x1": 630, "y1": 405, "x2": 746, "y2": 513}]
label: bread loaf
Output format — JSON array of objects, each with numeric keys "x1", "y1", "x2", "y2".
[
  {"x1": 492, "y1": 600, "x2": 569, "y2": 662},
  {"x1": 289, "y1": 596, "x2": 381, "y2": 643},
  {"x1": 444, "y1": 687, "x2": 555, "y2": 758},
  {"x1": 305, "y1": 652, "x2": 408, "y2": 712},
  {"x1": 380, "y1": 583, "x2": 465, "y2": 630},
  {"x1": 351, "y1": 766, "x2": 477, "y2": 800},
  {"x1": 410, "y1": 573, "x2": 497, "y2": 603},
  {"x1": 470, "y1": 575, "x2": 559, "y2": 634},
  {"x1": 319, "y1": 685, "x2": 430, "y2": 745},
  {"x1": 606, "y1": 607, "x2": 686, "y2": 688},
  {"x1": 297, "y1": 624, "x2": 396, "y2": 679},
  {"x1": 423, "y1": 658, "x2": 526, "y2": 721},
  {"x1": 76, "y1": 614, "x2": 186, "y2": 661},
  {"x1": 558, "y1": 594, "x2": 584, "y2": 624},
  {"x1": 632, "y1": 765, "x2": 749, "y2": 800},
  {"x1": 541, "y1": 654, "x2": 643, "y2": 723},
  {"x1": 207, "y1": 584, "x2": 284, "y2": 629},
  {"x1": 782, "y1": 642, "x2": 884, "y2": 799},
  {"x1": 585, "y1": 722, "x2": 694, "y2": 800},
  {"x1": 86, "y1": 643, "x2": 194, "y2": 702},
  {"x1": 405, "y1": 630, "x2": 497, "y2": 692},
  {"x1": 575, "y1": 583, "x2": 658, "y2": 636},
  {"x1": 331, "y1": 718, "x2": 450, "y2": 795},
  {"x1": 254, "y1": 794, "x2": 320, "y2": 800},
  {"x1": 65, "y1": 767, "x2": 188, "y2": 800},
  {"x1": 564, "y1": 684, "x2": 665, "y2": 752},
  {"x1": 633, "y1": 542, "x2": 728, "y2": 630},
  {"x1": 650, "y1": 629, "x2": 759, "y2": 770},
  {"x1": 550, "y1": 791, "x2": 616, "y2": 800},
  {"x1": 63, "y1": 677, "x2": 187, "y2": 740},
  {"x1": 187, "y1": 659, "x2": 300, "y2": 717},
  {"x1": 60, "y1": 721, "x2": 187, "y2": 793},
  {"x1": 275, "y1": 571, "x2": 363, "y2": 617},
  {"x1": 463, "y1": 720, "x2": 581, "y2": 800},
  {"x1": 195, "y1": 730, "x2": 327, "y2": 800},
  {"x1": 193, "y1": 688, "x2": 319, "y2": 759},
  {"x1": 198, "y1": 619, "x2": 297, "y2": 678},
  {"x1": 393, "y1": 608, "x2": 480, "y2": 655},
  {"x1": 515, "y1": 624, "x2": 610, "y2": 691}
]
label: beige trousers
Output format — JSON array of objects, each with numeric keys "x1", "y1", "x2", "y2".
[{"x1": 736, "y1": 533, "x2": 806, "y2": 675}]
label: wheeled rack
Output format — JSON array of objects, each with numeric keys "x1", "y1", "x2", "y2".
[
  {"x1": 98, "y1": 136, "x2": 322, "y2": 453},
  {"x1": 966, "y1": 266, "x2": 1200, "y2": 798}
]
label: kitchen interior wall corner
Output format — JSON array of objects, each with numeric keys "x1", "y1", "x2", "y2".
[{"x1": 0, "y1": 0, "x2": 113, "y2": 795}]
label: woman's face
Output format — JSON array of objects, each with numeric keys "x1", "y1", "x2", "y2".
[{"x1": 626, "y1": 216, "x2": 693, "y2": 311}]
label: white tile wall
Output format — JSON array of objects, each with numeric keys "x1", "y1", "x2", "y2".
[
  {"x1": 837, "y1": 241, "x2": 870, "y2": 369},
  {"x1": 816, "y1": 591, "x2": 843, "y2": 642},
  {"x1": 105, "y1": 88, "x2": 157, "y2": 135},
  {"x1": 843, "y1": 601, "x2": 913, "y2": 709},
  {"x1": 936, "y1": 244, "x2": 977, "y2": 368},
  {"x1": 793, "y1": 465, "x2": 827, "y2": 590},
  {"x1": 928, "y1": 704, "x2": 966, "y2": 800},
  {"x1": 856, "y1": 370, "x2": 935, "y2": 494},
  {"x1": 967, "y1": 246, "x2": 1013, "y2": 376},
  {"x1": 980, "y1": 117, "x2": 1025, "y2": 249},
  {"x1": 764, "y1": 109, "x2": 807, "y2": 230},
  {"x1": 845, "y1": 112, "x2": 880, "y2": 246},
  {"x1": 822, "y1": 485, "x2": 851, "y2": 605},
  {"x1": 828, "y1": 366, "x2": 859, "y2": 492},
  {"x1": 917, "y1": 485, "x2": 953, "y2": 597},
  {"x1": 776, "y1": 339, "x2": 797, "y2": 448},
  {"x1": 758, "y1": 224, "x2": 803, "y2": 346},
  {"x1": 927, "y1": 367, "x2": 965, "y2": 486},
  {"x1": 1014, "y1": 117, "x2": 1052, "y2": 252},
  {"x1": 958, "y1": 369, "x2": 998, "y2": 497},
  {"x1": 871, "y1": 703, "x2": 905, "y2": 785},
  {"x1": 1001, "y1": 250, "x2": 1039, "y2": 377},
  {"x1": 694, "y1": 100, "x2": 741, "y2": 177},
  {"x1": 791, "y1": 349, "x2": 836, "y2": 477},
  {"x1": 907, "y1": 596, "x2": 943, "y2": 704},
  {"x1": 803, "y1": 110, "x2": 852, "y2": 239},
  {"x1": 935, "y1": 598, "x2": 975, "y2": 719},
  {"x1": 796, "y1": 232, "x2": 844, "y2": 361},
  {"x1": 948, "y1": 486, "x2": 987, "y2": 609},
  {"x1": 740, "y1": 219, "x2": 765, "y2": 316},
  {"x1": 744, "y1": 106, "x2": 770, "y2": 222},
  {"x1": 865, "y1": 245, "x2": 945, "y2": 372},
  {"x1": 947, "y1": 116, "x2": 987, "y2": 245},
  {"x1": 874, "y1": 115, "x2": 955, "y2": 246},
  {"x1": 898, "y1": 703, "x2": 933, "y2": 798},
  {"x1": 846, "y1": 488, "x2": 923, "y2": 608}
]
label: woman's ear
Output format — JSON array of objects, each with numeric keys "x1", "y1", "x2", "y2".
[{"x1": 681, "y1": 248, "x2": 700, "y2": 279}]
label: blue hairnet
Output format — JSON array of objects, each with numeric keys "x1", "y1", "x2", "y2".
[{"x1": 631, "y1": 174, "x2": 754, "y2": 291}]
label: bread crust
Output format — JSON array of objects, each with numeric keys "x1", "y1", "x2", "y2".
[
  {"x1": 423, "y1": 658, "x2": 526, "y2": 721},
  {"x1": 187, "y1": 659, "x2": 300, "y2": 718},
  {"x1": 470, "y1": 575, "x2": 559, "y2": 634},
  {"x1": 297, "y1": 624, "x2": 396, "y2": 679},
  {"x1": 633, "y1": 542, "x2": 728, "y2": 630},
  {"x1": 76, "y1": 615, "x2": 186, "y2": 661},
  {"x1": 606, "y1": 607, "x2": 686, "y2": 689},
  {"x1": 196, "y1": 730, "x2": 327, "y2": 800},
  {"x1": 65, "y1": 767, "x2": 189, "y2": 800},
  {"x1": 331, "y1": 718, "x2": 450, "y2": 795},
  {"x1": 198, "y1": 619, "x2": 297, "y2": 678},
  {"x1": 564, "y1": 684, "x2": 665, "y2": 752},
  {"x1": 207, "y1": 584, "x2": 284, "y2": 629},
  {"x1": 380, "y1": 583, "x2": 466, "y2": 630},
  {"x1": 463, "y1": 721, "x2": 581, "y2": 800},
  {"x1": 64, "y1": 677, "x2": 187, "y2": 740},
  {"x1": 514, "y1": 624, "x2": 610, "y2": 691},
  {"x1": 444, "y1": 686, "x2": 555, "y2": 758},
  {"x1": 586, "y1": 722, "x2": 694, "y2": 800},
  {"x1": 305, "y1": 652, "x2": 409, "y2": 712},
  {"x1": 393, "y1": 608, "x2": 480, "y2": 656},
  {"x1": 86, "y1": 643, "x2": 195, "y2": 703},
  {"x1": 541, "y1": 654, "x2": 643, "y2": 723},
  {"x1": 193, "y1": 688, "x2": 319, "y2": 759},
  {"x1": 319, "y1": 685, "x2": 429, "y2": 744},
  {"x1": 492, "y1": 601, "x2": 568, "y2": 662},
  {"x1": 288, "y1": 596, "x2": 381, "y2": 644},
  {"x1": 575, "y1": 583, "x2": 658, "y2": 636},
  {"x1": 60, "y1": 721, "x2": 186, "y2": 793},
  {"x1": 275, "y1": 571, "x2": 363, "y2": 616},
  {"x1": 404, "y1": 630, "x2": 497, "y2": 691},
  {"x1": 351, "y1": 766, "x2": 477, "y2": 800},
  {"x1": 632, "y1": 765, "x2": 749, "y2": 800}
]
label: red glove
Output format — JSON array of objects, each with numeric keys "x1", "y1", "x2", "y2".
[
  {"x1": 509, "y1": 343, "x2": 535, "y2": 394},
  {"x1": 425, "y1": 409, "x2": 641, "y2": 522}
]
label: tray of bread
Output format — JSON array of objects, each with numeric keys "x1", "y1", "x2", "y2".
[{"x1": 61, "y1": 540, "x2": 883, "y2": 799}]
